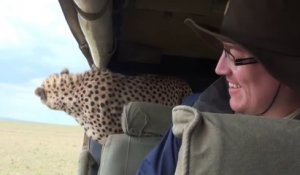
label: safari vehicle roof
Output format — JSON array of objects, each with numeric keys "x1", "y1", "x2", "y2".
[
  {"x1": 59, "y1": 0, "x2": 228, "y2": 91},
  {"x1": 115, "y1": 0, "x2": 225, "y2": 59}
]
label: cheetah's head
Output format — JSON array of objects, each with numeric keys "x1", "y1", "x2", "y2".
[{"x1": 35, "y1": 68, "x2": 77, "y2": 110}]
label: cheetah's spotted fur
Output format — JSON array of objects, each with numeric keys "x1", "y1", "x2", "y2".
[{"x1": 35, "y1": 68, "x2": 192, "y2": 144}]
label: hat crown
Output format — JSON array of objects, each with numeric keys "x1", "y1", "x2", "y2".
[{"x1": 222, "y1": 0, "x2": 300, "y2": 55}]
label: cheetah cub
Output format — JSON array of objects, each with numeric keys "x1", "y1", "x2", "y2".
[{"x1": 35, "y1": 68, "x2": 192, "y2": 144}]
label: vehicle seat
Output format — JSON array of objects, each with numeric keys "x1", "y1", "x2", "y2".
[
  {"x1": 76, "y1": 93, "x2": 202, "y2": 175},
  {"x1": 98, "y1": 102, "x2": 174, "y2": 175}
]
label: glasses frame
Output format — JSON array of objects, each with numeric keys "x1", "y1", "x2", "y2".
[{"x1": 223, "y1": 47, "x2": 258, "y2": 66}]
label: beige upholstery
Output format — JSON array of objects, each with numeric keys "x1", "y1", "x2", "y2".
[
  {"x1": 98, "y1": 134, "x2": 161, "y2": 175},
  {"x1": 98, "y1": 102, "x2": 173, "y2": 175},
  {"x1": 172, "y1": 105, "x2": 300, "y2": 175}
]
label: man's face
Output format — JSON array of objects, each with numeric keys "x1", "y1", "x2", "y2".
[{"x1": 215, "y1": 43, "x2": 279, "y2": 115}]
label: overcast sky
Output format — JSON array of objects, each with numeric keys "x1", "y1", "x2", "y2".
[{"x1": 0, "y1": 0, "x2": 90, "y2": 125}]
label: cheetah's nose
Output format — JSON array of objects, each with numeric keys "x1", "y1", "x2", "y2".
[{"x1": 35, "y1": 87, "x2": 47, "y2": 101}]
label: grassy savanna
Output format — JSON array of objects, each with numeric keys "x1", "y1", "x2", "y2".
[{"x1": 0, "y1": 121, "x2": 84, "y2": 175}]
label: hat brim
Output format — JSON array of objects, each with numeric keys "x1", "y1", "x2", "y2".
[{"x1": 184, "y1": 18, "x2": 251, "y2": 58}]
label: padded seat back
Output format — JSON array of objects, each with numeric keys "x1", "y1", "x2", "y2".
[
  {"x1": 98, "y1": 102, "x2": 173, "y2": 175},
  {"x1": 99, "y1": 134, "x2": 161, "y2": 175}
]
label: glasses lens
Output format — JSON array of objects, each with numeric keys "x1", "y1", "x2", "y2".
[
  {"x1": 223, "y1": 48, "x2": 236, "y2": 68},
  {"x1": 223, "y1": 47, "x2": 258, "y2": 68}
]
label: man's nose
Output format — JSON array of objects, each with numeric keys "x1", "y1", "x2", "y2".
[{"x1": 215, "y1": 52, "x2": 231, "y2": 75}]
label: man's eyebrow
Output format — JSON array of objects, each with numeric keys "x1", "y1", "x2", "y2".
[
  {"x1": 224, "y1": 44, "x2": 244, "y2": 52},
  {"x1": 223, "y1": 42, "x2": 235, "y2": 49},
  {"x1": 224, "y1": 44, "x2": 256, "y2": 58}
]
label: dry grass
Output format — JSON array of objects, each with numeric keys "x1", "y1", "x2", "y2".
[{"x1": 0, "y1": 121, "x2": 84, "y2": 175}]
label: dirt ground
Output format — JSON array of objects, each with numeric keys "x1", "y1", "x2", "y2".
[{"x1": 0, "y1": 121, "x2": 83, "y2": 175}]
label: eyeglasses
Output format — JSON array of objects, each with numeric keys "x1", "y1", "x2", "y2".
[{"x1": 223, "y1": 47, "x2": 258, "y2": 66}]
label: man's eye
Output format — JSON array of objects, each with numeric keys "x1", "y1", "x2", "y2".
[
  {"x1": 224, "y1": 50, "x2": 227, "y2": 56},
  {"x1": 224, "y1": 49, "x2": 233, "y2": 59},
  {"x1": 224, "y1": 49, "x2": 229, "y2": 56}
]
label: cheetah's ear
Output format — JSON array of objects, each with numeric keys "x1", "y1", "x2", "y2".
[
  {"x1": 61, "y1": 68, "x2": 69, "y2": 75},
  {"x1": 35, "y1": 87, "x2": 47, "y2": 101}
]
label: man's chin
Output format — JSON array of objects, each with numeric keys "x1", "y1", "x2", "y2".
[{"x1": 229, "y1": 99, "x2": 245, "y2": 114}]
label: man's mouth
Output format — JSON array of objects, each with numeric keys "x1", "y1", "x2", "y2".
[{"x1": 228, "y1": 82, "x2": 241, "y2": 89}]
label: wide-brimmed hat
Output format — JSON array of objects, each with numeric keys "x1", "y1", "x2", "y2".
[{"x1": 185, "y1": 0, "x2": 300, "y2": 94}]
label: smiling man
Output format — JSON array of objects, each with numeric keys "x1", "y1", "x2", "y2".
[{"x1": 215, "y1": 42, "x2": 300, "y2": 118}]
